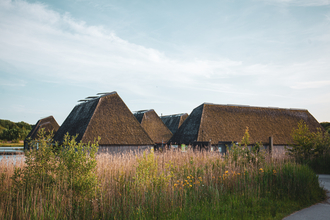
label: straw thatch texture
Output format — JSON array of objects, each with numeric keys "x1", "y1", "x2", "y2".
[
  {"x1": 160, "y1": 113, "x2": 188, "y2": 134},
  {"x1": 24, "y1": 116, "x2": 59, "y2": 149},
  {"x1": 54, "y1": 92, "x2": 154, "y2": 146},
  {"x1": 134, "y1": 110, "x2": 173, "y2": 143},
  {"x1": 25, "y1": 116, "x2": 59, "y2": 140},
  {"x1": 170, "y1": 103, "x2": 323, "y2": 145}
]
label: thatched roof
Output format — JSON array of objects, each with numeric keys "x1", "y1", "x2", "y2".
[
  {"x1": 169, "y1": 103, "x2": 323, "y2": 145},
  {"x1": 53, "y1": 92, "x2": 154, "y2": 146},
  {"x1": 160, "y1": 113, "x2": 188, "y2": 134},
  {"x1": 133, "y1": 109, "x2": 173, "y2": 143},
  {"x1": 25, "y1": 116, "x2": 59, "y2": 141}
]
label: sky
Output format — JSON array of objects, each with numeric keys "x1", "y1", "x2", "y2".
[{"x1": 0, "y1": 0, "x2": 330, "y2": 125}]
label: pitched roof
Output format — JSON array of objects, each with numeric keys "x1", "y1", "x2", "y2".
[
  {"x1": 133, "y1": 109, "x2": 173, "y2": 143},
  {"x1": 169, "y1": 103, "x2": 323, "y2": 145},
  {"x1": 160, "y1": 113, "x2": 188, "y2": 134},
  {"x1": 25, "y1": 116, "x2": 59, "y2": 140},
  {"x1": 53, "y1": 92, "x2": 154, "y2": 146}
]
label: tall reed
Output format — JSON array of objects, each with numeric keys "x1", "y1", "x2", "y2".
[{"x1": 0, "y1": 147, "x2": 326, "y2": 219}]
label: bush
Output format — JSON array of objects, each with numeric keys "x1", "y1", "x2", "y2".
[
  {"x1": 10, "y1": 129, "x2": 99, "y2": 218},
  {"x1": 287, "y1": 121, "x2": 330, "y2": 161},
  {"x1": 286, "y1": 121, "x2": 330, "y2": 174},
  {"x1": 320, "y1": 122, "x2": 330, "y2": 134},
  {"x1": 225, "y1": 127, "x2": 265, "y2": 167},
  {"x1": 57, "y1": 133, "x2": 99, "y2": 199}
]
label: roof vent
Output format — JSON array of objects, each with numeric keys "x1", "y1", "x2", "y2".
[
  {"x1": 133, "y1": 109, "x2": 153, "y2": 114},
  {"x1": 97, "y1": 91, "x2": 117, "y2": 96}
]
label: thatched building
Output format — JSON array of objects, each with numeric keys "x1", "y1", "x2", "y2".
[
  {"x1": 160, "y1": 113, "x2": 188, "y2": 134},
  {"x1": 133, "y1": 109, "x2": 173, "y2": 144},
  {"x1": 53, "y1": 92, "x2": 154, "y2": 153},
  {"x1": 169, "y1": 103, "x2": 323, "y2": 154},
  {"x1": 24, "y1": 116, "x2": 59, "y2": 150}
]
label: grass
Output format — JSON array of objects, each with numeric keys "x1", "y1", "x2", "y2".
[
  {"x1": 0, "y1": 143, "x2": 24, "y2": 147},
  {"x1": 303, "y1": 154, "x2": 330, "y2": 174},
  {"x1": 0, "y1": 147, "x2": 326, "y2": 220}
]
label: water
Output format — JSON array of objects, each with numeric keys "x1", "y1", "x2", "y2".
[
  {"x1": 0, "y1": 146, "x2": 24, "y2": 152},
  {"x1": 0, "y1": 147, "x2": 24, "y2": 163}
]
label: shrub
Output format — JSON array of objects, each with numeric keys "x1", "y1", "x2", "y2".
[
  {"x1": 58, "y1": 133, "x2": 99, "y2": 199},
  {"x1": 225, "y1": 127, "x2": 265, "y2": 167},
  {"x1": 11, "y1": 129, "x2": 57, "y2": 197},
  {"x1": 10, "y1": 129, "x2": 99, "y2": 218},
  {"x1": 286, "y1": 121, "x2": 330, "y2": 161}
]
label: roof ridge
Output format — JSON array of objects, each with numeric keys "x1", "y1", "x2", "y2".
[
  {"x1": 202, "y1": 103, "x2": 307, "y2": 111},
  {"x1": 77, "y1": 91, "x2": 117, "y2": 104}
]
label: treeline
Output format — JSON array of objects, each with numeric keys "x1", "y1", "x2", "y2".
[
  {"x1": 321, "y1": 122, "x2": 330, "y2": 134},
  {"x1": 0, "y1": 119, "x2": 32, "y2": 142}
]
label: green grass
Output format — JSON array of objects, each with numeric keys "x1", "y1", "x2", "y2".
[
  {"x1": 304, "y1": 154, "x2": 330, "y2": 174},
  {"x1": 0, "y1": 147, "x2": 326, "y2": 219},
  {"x1": 0, "y1": 142, "x2": 24, "y2": 147},
  {"x1": 92, "y1": 160, "x2": 325, "y2": 220}
]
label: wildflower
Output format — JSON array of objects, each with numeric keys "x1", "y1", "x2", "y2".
[
  {"x1": 187, "y1": 176, "x2": 190, "y2": 179},
  {"x1": 259, "y1": 168, "x2": 264, "y2": 173},
  {"x1": 273, "y1": 169, "x2": 277, "y2": 175},
  {"x1": 189, "y1": 185, "x2": 192, "y2": 187},
  {"x1": 225, "y1": 171, "x2": 229, "y2": 174}
]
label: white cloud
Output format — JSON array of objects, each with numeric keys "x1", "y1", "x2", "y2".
[
  {"x1": 262, "y1": 0, "x2": 330, "y2": 6},
  {"x1": 1, "y1": 0, "x2": 330, "y2": 123},
  {"x1": 0, "y1": 0, "x2": 246, "y2": 95},
  {"x1": 290, "y1": 81, "x2": 330, "y2": 89},
  {"x1": 0, "y1": 80, "x2": 26, "y2": 87},
  {"x1": 1, "y1": 0, "x2": 328, "y2": 91}
]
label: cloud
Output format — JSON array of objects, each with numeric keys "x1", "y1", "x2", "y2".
[
  {"x1": 0, "y1": 80, "x2": 26, "y2": 87},
  {"x1": 0, "y1": 0, "x2": 247, "y2": 97},
  {"x1": 290, "y1": 81, "x2": 330, "y2": 89},
  {"x1": 1, "y1": 0, "x2": 330, "y2": 118},
  {"x1": 261, "y1": 0, "x2": 330, "y2": 6}
]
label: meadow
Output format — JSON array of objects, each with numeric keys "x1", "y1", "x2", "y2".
[{"x1": 0, "y1": 136, "x2": 326, "y2": 220}]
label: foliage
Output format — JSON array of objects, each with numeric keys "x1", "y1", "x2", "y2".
[
  {"x1": 225, "y1": 127, "x2": 265, "y2": 167},
  {"x1": 286, "y1": 121, "x2": 330, "y2": 162},
  {"x1": 320, "y1": 122, "x2": 330, "y2": 134},
  {"x1": 0, "y1": 129, "x2": 326, "y2": 219},
  {"x1": 58, "y1": 133, "x2": 99, "y2": 199},
  {"x1": 0, "y1": 119, "x2": 32, "y2": 141},
  {"x1": 134, "y1": 149, "x2": 171, "y2": 189},
  {"x1": 8, "y1": 129, "x2": 99, "y2": 219},
  {"x1": 11, "y1": 130, "x2": 57, "y2": 196}
]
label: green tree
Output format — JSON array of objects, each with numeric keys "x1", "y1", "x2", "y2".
[
  {"x1": 287, "y1": 121, "x2": 330, "y2": 162},
  {"x1": 0, "y1": 119, "x2": 32, "y2": 141}
]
